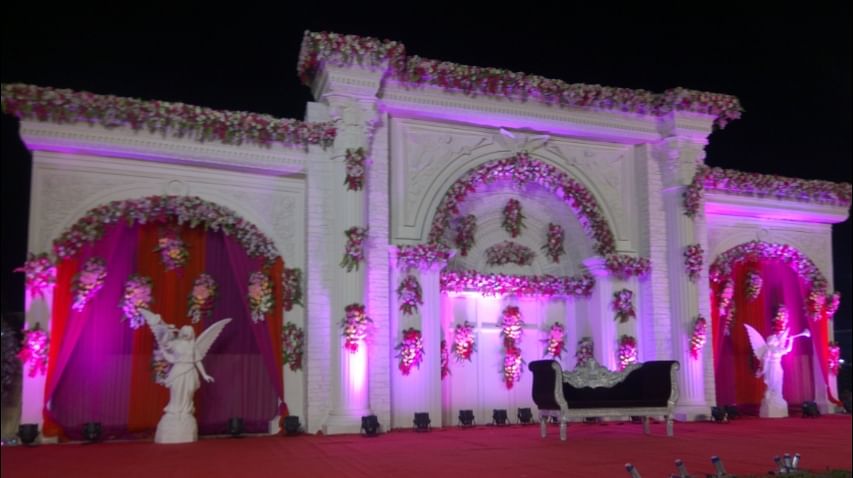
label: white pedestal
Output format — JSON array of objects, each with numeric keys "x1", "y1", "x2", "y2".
[
  {"x1": 760, "y1": 395, "x2": 789, "y2": 418},
  {"x1": 155, "y1": 413, "x2": 198, "y2": 444}
]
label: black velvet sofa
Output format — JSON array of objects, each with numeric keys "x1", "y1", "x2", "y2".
[{"x1": 529, "y1": 358, "x2": 679, "y2": 440}]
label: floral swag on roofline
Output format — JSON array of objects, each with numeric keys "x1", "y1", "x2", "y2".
[
  {"x1": 499, "y1": 306, "x2": 525, "y2": 389},
  {"x1": 543, "y1": 322, "x2": 566, "y2": 360},
  {"x1": 282, "y1": 323, "x2": 305, "y2": 372},
  {"x1": 248, "y1": 271, "x2": 273, "y2": 323},
  {"x1": 485, "y1": 241, "x2": 536, "y2": 267},
  {"x1": 396, "y1": 328, "x2": 425, "y2": 376},
  {"x1": 187, "y1": 273, "x2": 217, "y2": 324},
  {"x1": 341, "y1": 303, "x2": 371, "y2": 353},
  {"x1": 441, "y1": 270, "x2": 594, "y2": 297},
  {"x1": 121, "y1": 274, "x2": 153, "y2": 329},
  {"x1": 72, "y1": 257, "x2": 107, "y2": 312}
]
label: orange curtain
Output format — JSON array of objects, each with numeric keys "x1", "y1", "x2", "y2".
[
  {"x1": 732, "y1": 261, "x2": 766, "y2": 405},
  {"x1": 268, "y1": 257, "x2": 288, "y2": 417},
  {"x1": 42, "y1": 257, "x2": 79, "y2": 438}
]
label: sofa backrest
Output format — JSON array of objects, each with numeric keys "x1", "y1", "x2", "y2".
[
  {"x1": 529, "y1": 360, "x2": 562, "y2": 410},
  {"x1": 563, "y1": 361, "x2": 677, "y2": 408}
]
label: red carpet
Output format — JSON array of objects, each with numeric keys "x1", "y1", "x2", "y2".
[{"x1": 2, "y1": 415, "x2": 851, "y2": 478}]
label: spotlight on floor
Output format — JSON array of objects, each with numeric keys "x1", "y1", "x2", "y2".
[
  {"x1": 284, "y1": 416, "x2": 302, "y2": 436},
  {"x1": 624, "y1": 463, "x2": 642, "y2": 478},
  {"x1": 710, "y1": 455, "x2": 728, "y2": 477},
  {"x1": 517, "y1": 408, "x2": 533, "y2": 425},
  {"x1": 361, "y1": 415, "x2": 380, "y2": 437},
  {"x1": 724, "y1": 404, "x2": 739, "y2": 419},
  {"x1": 710, "y1": 406, "x2": 727, "y2": 423},
  {"x1": 458, "y1": 409, "x2": 475, "y2": 427},
  {"x1": 413, "y1": 412, "x2": 431, "y2": 432},
  {"x1": 492, "y1": 409, "x2": 509, "y2": 426},
  {"x1": 18, "y1": 424, "x2": 38, "y2": 446},
  {"x1": 673, "y1": 459, "x2": 691, "y2": 478},
  {"x1": 228, "y1": 417, "x2": 244, "y2": 438},
  {"x1": 801, "y1": 401, "x2": 820, "y2": 418},
  {"x1": 82, "y1": 422, "x2": 101, "y2": 443}
]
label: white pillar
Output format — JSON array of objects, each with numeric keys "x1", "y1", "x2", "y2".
[{"x1": 583, "y1": 257, "x2": 617, "y2": 370}]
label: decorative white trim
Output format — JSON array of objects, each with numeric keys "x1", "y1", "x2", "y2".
[{"x1": 704, "y1": 191, "x2": 850, "y2": 224}]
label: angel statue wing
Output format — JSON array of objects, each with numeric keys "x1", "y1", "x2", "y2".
[
  {"x1": 194, "y1": 318, "x2": 232, "y2": 362},
  {"x1": 743, "y1": 324, "x2": 768, "y2": 361},
  {"x1": 141, "y1": 309, "x2": 175, "y2": 350}
]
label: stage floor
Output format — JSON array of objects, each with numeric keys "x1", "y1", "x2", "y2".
[{"x1": 2, "y1": 415, "x2": 851, "y2": 477}]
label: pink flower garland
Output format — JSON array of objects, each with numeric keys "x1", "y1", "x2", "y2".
[
  {"x1": 604, "y1": 254, "x2": 651, "y2": 279},
  {"x1": 154, "y1": 227, "x2": 189, "y2": 271},
  {"x1": 828, "y1": 342, "x2": 841, "y2": 376},
  {"x1": 18, "y1": 324, "x2": 49, "y2": 378},
  {"x1": 187, "y1": 273, "x2": 217, "y2": 324},
  {"x1": 718, "y1": 279, "x2": 736, "y2": 336},
  {"x1": 440, "y1": 270, "x2": 595, "y2": 298},
  {"x1": 344, "y1": 147, "x2": 367, "y2": 191},
  {"x1": 297, "y1": 31, "x2": 407, "y2": 85},
  {"x1": 121, "y1": 274, "x2": 153, "y2": 329},
  {"x1": 72, "y1": 257, "x2": 107, "y2": 312},
  {"x1": 396, "y1": 243, "x2": 452, "y2": 271},
  {"x1": 248, "y1": 271, "x2": 273, "y2": 323},
  {"x1": 689, "y1": 315, "x2": 707, "y2": 359},
  {"x1": 745, "y1": 270, "x2": 763, "y2": 301},
  {"x1": 499, "y1": 306, "x2": 525, "y2": 389},
  {"x1": 452, "y1": 320, "x2": 476, "y2": 362},
  {"x1": 151, "y1": 347, "x2": 171, "y2": 386},
  {"x1": 396, "y1": 328, "x2": 425, "y2": 375},
  {"x1": 617, "y1": 335, "x2": 638, "y2": 370},
  {"x1": 501, "y1": 199, "x2": 525, "y2": 238},
  {"x1": 683, "y1": 244, "x2": 704, "y2": 282},
  {"x1": 543, "y1": 323, "x2": 566, "y2": 360},
  {"x1": 397, "y1": 275, "x2": 423, "y2": 316},
  {"x1": 611, "y1": 289, "x2": 636, "y2": 323},
  {"x1": 340, "y1": 226, "x2": 368, "y2": 272},
  {"x1": 772, "y1": 304, "x2": 789, "y2": 334},
  {"x1": 542, "y1": 223, "x2": 565, "y2": 263},
  {"x1": 441, "y1": 339, "x2": 451, "y2": 379},
  {"x1": 453, "y1": 215, "x2": 477, "y2": 257},
  {"x1": 484, "y1": 241, "x2": 536, "y2": 267},
  {"x1": 282, "y1": 322, "x2": 305, "y2": 372},
  {"x1": 282, "y1": 268, "x2": 304, "y2": 311},
  {"x1": 341, "y1": 303, "x2": 371, "y2": 353},
  {"x1": 14, "y1": 253, "x2": 56, "y2": 299},
  {"x1": 575, "y1": 337, "x2": 594, "y2": 367}
]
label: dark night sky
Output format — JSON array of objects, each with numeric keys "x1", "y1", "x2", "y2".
[{"x1": 2, "y1": 6, "x2": 851, "y2": 359}]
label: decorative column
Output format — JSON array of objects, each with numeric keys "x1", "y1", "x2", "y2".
[
  {"x1": 654, "y1": 113, "x2": 715, "y2": 420},
  {"x1": 582, "y1": 257, "x2": 616, "y2": 370}
]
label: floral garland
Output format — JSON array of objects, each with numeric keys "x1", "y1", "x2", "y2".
[
  {"x1": 453, "y1": 215, "x2": 477, "y2": 257},
  {"x1": 683, "y1": 244, "x2": 704, "y2": 282},
  {"x1": 575, "y1": 337, "x2": 595, "y2": 367},
  {"x1": 718, "y1": 279, "x2": 736, "y2": 336},
  {"x1": 828, "y1": 342, "x2": 841, "y2": 376},
  {"x1": 154, "y1": 227, "x2": 189, "y2": 271},
  {"x1": 501, "y1": 199, "x2": 526, "y2": 238},
  {"x1": 341, "y1": 303, "x2": 371, "y2": 353},
  {"x1": 745, "y1": 270, "x2": 763, "y2": 301},
  {"x1": 428, "y1": 152, "x2": 615, "y2": 256},
  {"x1": 52, "y1": 196, "x2": 280, "y2": 263},
  {"x1": 396, "y1": 328, "x2": 425, "y2": 375},
  {"x1": 611, "y1": 289, "x2": 636, "y2": 323},
  {"x1": 772, "y1": 304, "x2": 789, "y2": 334},
  {"x1": 500, "y1": 306, "x2": 525, "y2": 389},
  {"x1": 543, "y1": 323, "x2": 567, "y2": 360},
  {"x1": 484, "y1": 241, "x2": 536, "y2": 267},
  {"x1": 14, "y1": 253, "x2": 56, "y2": 299},
  {"x1": 604, "y1": 254, "x2": 652, "y2": 279},
  {"x1": 441, "y1": 339, "x2": 451, "y2": 379},
  {"x1": 397, "y1": 275, "x2": 423, "y2": 316},
  {"x1": 72, "y1": 257, "x2": 107, "y2": 312},
  {"x1": 297, "y1": 31, "x2": 407, "y2": 84},
  {"x1": 121, "y1": 275, "x2": 153, "y2": 329},
  {"x1": 452, "y1": 320, "x2": 476, "y2": 362},
  {"x1": 689, "y1": 315, "x2": 707, "y2": 359},
  {"x1": 1, "y1": 83, "x2": 336, "y2": 150},
  {"x1": 187, "y1": 273, "x2": 217, "y2": 324},
  {"x1": 18, "y1": 324, "x2": 49, "y2": 378},
  {"x1": 441, "y1": 270, "x2": 595, "y2": 297},
  {"x1": 617, "y1": 335, "x2": 638, "y2": 371},
  {"x1": 282, "y1": 323, "x2": 305, "y2": 372},
  {"x1": 683, "y1": 166, "x2": 706, "y2": 218},
  {"x1": 151, "y1": 347, "x2": 171, "y2": 386},
  {"x1": 395, "y1": 243, "x2": 452, "y2": 271},
  {"x1": 340, "y1": 226, "x2": 368, "y2": 272},
  {"x1": 282, "y1": 268, "x2": 304, "y2": 311},
  {"x1": 248, "y1": 271, "x2": 273, "y2": 323},
  {"x1": 344, "y1": 147, "x2": 367, "y2": 191},
  {"x1": 542, "y1": 223, "x2": 565, "y2": 263}
]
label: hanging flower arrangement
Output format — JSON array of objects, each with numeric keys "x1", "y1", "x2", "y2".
[
  {"x1": 344, "y1": 147, "x2": 367, "y2": 191},
  {"x1": 396, "y1": 243, "x2": 452, "y2": 271},
  {"x1": 604, "y1": 254, "x2": 652, "y2": 279},
  {"x1": 499, "y1": 306, "x2": 525, "y2": 389},
  {"x1": 575, "y1": 337, "x2": 595, "y2": 367},
  {"x1": 186, "y1": 273, "x2": 217, "y2": 324},
  {"x1": 18, "y1": 324, "x2": 49, "y2": 378},
  {"x1": 745, "y1": 270, "x2": 763, "y2": 301},
  {"x1": 452, "y1": 321, "x2": 476, "y2": 362},
  {"x1": 683, "y1": 244, "x2": 704, "y2": 282},
  {"x1": 441, "y1": 339, "x2": 451, "y2": 379},
  {"x1": 541, "y1": 223, "x2": 565, "y2": 263},
  {"x1": 617, "y1": 335, "x2": 638, "y2": 370},
  {"x1": 453, "y1": 215, "x2": 477, "y2": 257},
  {"x1": 718, "y1": 279, "x2": 736, "y2": 336},
  {"x1": 151, "y1": 347, "x2": 171, "y2": 386},
  {"x1": 689, "y1": 315, "x2": 707, "y2": 359},
  {"x1": 282, "y1": 322, "x2": 305, "y2": 372},
  {"x1": 341, "y1": 303, "x2": 371, "y2": 353},
  {"x1": 772, "y1": 304, "x2": 789, "y2": 334},
  {"x1": 396, "y1": 328, "x2": 425, "y2": 375},
  {"x1": 154, "y1": 227, "x2": 189, "y2": 271},
  {"x1": 611, "y1": 289, "x2": 636, "y2": 323},
  {"x1": 14, "y1": 252, "x2": 56, "y2": 299},
  {"x1": 501, "y1": 199, "x2": 526, "y2": 238},
  {"x1": 543, "y1": 323, "x2": 566, "y2": 360},
  {"x1": 397, "y1": 275, "x2": 423, "y2": 316},
  {"x1": 248, "y1": 271, "x2": 273, "y2": 323},
  {"x1": 121, "y1": 274, "x2": 153, "y2": 329},
  {"x1": 485, "y1": 241, "x2": 536, "y2": 267},
  {"x1": 828, "y1": 342, "x2": 841, "y2": 376},
  {"x1": 72, "y1": 257, "x2": 107, "y2": 312},
  {"x1": 683, "y1": 167, "x2": 706, "y2": 218},
  {"x1": 340, "y1": 226, "x2": 368, "y2": 272},
  {"x1": 282, "y1": 268, "x2": 304, "y2": 311},
  {"x1": 810, "y1": 291, "x2": 842, "y2": 321},
  {"x1": 441, "y1": 270, "x2": 595, "y2": 298}
]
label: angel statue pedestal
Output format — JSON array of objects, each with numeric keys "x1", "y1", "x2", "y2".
[
  {"x1": 142, "y1": 309, "x2": 231, "y2": 444},
  {"x1": 744, "y1": 324, "x2": 810, "y2": 418}
]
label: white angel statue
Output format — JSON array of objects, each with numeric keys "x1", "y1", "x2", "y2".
[
  {"x1": 743, "y1": 323, "x2": 810, "y2": 418},
  {"x1": 141, "y1": 309, "x2": 231, "y2": 443}
]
